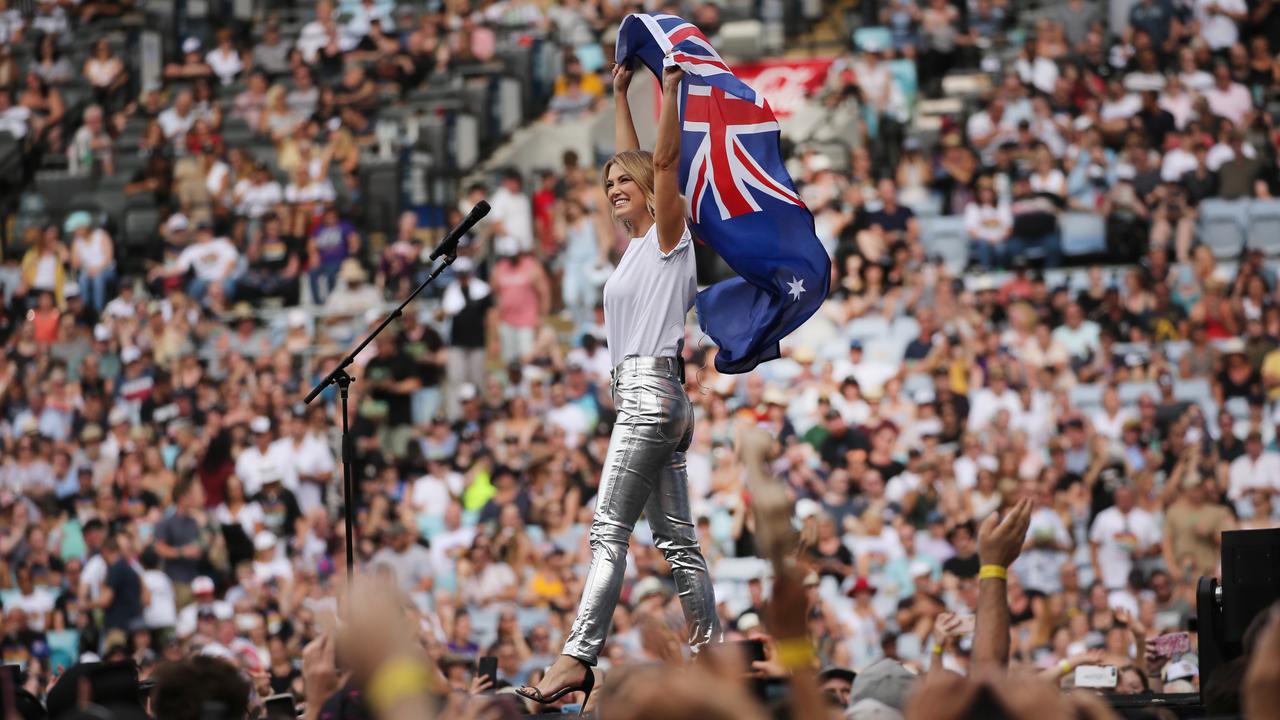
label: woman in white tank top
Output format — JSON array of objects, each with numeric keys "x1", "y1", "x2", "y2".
[{"x1": 518, "y1": 64, "x2": 719, "y2": 708}]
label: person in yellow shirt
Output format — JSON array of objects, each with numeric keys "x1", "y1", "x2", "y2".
[
  {"x1": 548, "y1": 56, "x2": 604, "y2": 120},
  {"x1": 1262, "y1": 346, "x2": 1280, "y2": 402}
]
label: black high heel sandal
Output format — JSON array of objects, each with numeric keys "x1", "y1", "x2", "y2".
[{"x1": 515, "y1": 660, "x2": 596, "y2": 715}]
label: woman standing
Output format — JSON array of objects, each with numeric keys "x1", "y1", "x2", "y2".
[{"x1": 517, "y1": 63, "x2": 720, "y2": 707}]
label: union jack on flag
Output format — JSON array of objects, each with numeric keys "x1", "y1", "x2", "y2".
[{"x1": 616, "y1": 13, "x2": 831, "y2": 374}]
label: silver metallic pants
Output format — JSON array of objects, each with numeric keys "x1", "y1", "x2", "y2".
[{"x1": 562, "y1": 356, "x2": 721, "y2": 665}]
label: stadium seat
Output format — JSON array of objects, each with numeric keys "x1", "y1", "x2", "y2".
[
  {"x1": 902, "y1": 373, "x2": 933, "y2": 398},
  {"x1": 1246, "y1": 198, "x2": 1280, "y2": 256},
  {"x1": 1198, "y1": 199, "x2": 1249, "y2": 259},
  {"x1": 718, "y1": 20, "x2": 766, "y2": 60},
  {"x1": 1060, "y1": 212, "x2": 1107, "y2": 257},
  {"x1": 123, "y1": 206, "x2": 162, "y2": 249},
  {"x1": 713, "y1": 556, "x2": 771, "y2": 582},
  {"x1": 35, "y1": 172, "x2": 94, "y2": 215},
  {"x1": 1117, "y1": 381, "x2": 1157, "y2": 405},
  {"x1": 918, "y1": 215, "x2": 968, "y2": 273},
  {"x1": 1070, "y1": 384, "x2": 1104, "y2": 411},
  {"x1": 1173, "y1": 377, "x2": 1213, "y2": 409},
  {"x1": 846, "y1": 315, "x2": 890, "y2": 342}
]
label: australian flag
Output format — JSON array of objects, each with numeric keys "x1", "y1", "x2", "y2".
[{"x1": 616, "y1": 13, "x2": 831, "y2": 374}]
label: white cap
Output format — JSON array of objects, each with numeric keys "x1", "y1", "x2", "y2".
[
  {"x1": 287, "y1": 308, "x2": 308, "y2": 329},
  {"x1": 249, "y1": 416, "x2": 271, "y2": 434},
  {"x1": 453, "y1": 256, "x2": 475, "y2": 273},
  {"x1": 108, "y1": 406, "x2": 130, "y2": 426},
  {"x1": 254, "y1": 531, "x2": 278, "y2": 553},
  {"x1": 120, "y1": 346, "x2": 142, "y2": 364},
  {"x1": 182, "y1": 37, "x2": 202, "y2": 54},
  {"x1": 165, "y1": 213, "x2": 190, "y2": 233},
  {"x1": 909, "y1": 559, "x2": 933, "y2": 578},
  {"x1": 494, "y1": 236, "x2": 520, "y2": 258},
  {"x1": 457, "y1": 383, "x2": 478, "y2": 401},
  {"x1": 795, "y1": 498, "x2": 823, "y2": 520},
  {"x1": 192, "y1": 576, "x2": 215, "y2": 595},
  {"x1": 63, "y1": 283, "x2": 80, "y2": 298},
  {"x1": 1164, "y1": 660, "x2": 1198, "y2": 682},
  {"x1": 93, "y1": 323, "x2": 112, "y2": 342}
]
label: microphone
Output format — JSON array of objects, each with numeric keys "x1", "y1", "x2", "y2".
[{"x1": 430, "y1": 200, "x2": 490, "y2": 261}]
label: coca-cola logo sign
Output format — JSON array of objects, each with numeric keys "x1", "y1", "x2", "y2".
[{"x1": 731, "y1": 59, "x2": 834, "y2": 117}]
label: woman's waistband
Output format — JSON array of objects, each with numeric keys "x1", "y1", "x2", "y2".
[{"x1": 611, "y1": 356, "x2": 683, "y2": 383}]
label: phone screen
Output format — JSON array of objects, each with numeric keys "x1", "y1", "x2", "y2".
[
  {"x1": 263, "y1": 694, "x2": 297, "y2": 720},
  {"x1": 476, "y1": 656, "x2": 498, "y2": 692}
]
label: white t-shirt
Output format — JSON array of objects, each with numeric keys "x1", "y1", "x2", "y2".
[
  {"x1": 214, "y1": 501, "x2": 265, "y2": 537},
  {"x1": 157, "y1": 107, "x2": 195, "y2": 140},
  {"x1": 1100, "y1": 94, "x2": 1141, "y2": 122},
  {"x1": 142, "y1": 569, "x2": 177, "y2": 629},
  {"x1": 175, "y1": 238, "x2": 239, "y2": 282},
  {"x1": 409, "y1": 474, "x2": 455, "y2": 515},
  {"x1": 1196, "y1": 0, "x2": 1245, "y2": 49},
  {"x1": 1227, "y1": 452, "x2": 1280, "y2": 500},
  {"x1": 205, "y1": 47, "x2": 245, "y2": 84},
  {"x1": 489, "y1": 186, "x2": 534, "y2": 252},
  {"x1": 73, "y1": 229, "x2": 112, "y2": 271},
  {"x1": 1052, "y1": 321, "x2": 1101, "y2": 359},
  {"x1": 271, "y1": 435, "x2": 336, "y2": 514},
  {"x1": 1012, "y1": 506, "x2": 1072, "y2": 593},
  {"x1": 603, "y1": 223, "x2": 696, "y2": 368},
  {"x1": 1161, "y1": 147, "x2": 1198, "y2": 182},
  {"x1": 237, "y1": 181, "x2": 284, "y2": 218},
  {"x1": 964, "y1": 203, "x2": 1012, "y2": 244},
  {"x1": 235, "y1": 443, "x2": 299, "y2": 496},
  {"x1": 10, "y1": 587, "x2": 55, "y2": 631},
  {"x1": 1091, "y1": 408, "x2": 1137, "y2": 440},
  {"x1": 1089, "y1": 506, "x2": 1160, "y2": 589}
]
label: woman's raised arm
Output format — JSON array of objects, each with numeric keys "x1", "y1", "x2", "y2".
[
  {"x1": 612, "y1": 61, "x2": 639, "y2": 154},
  {"x1": 653, "y1": 67, "x2": 686, "y2": 254}
]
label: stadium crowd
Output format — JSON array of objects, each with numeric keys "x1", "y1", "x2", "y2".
[{"x1": 2, "y1": 0, "x2": 1280, "y2": 717}]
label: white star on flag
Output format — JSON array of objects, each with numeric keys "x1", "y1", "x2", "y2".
[{"x1": 786, "y1": 276, "x2": 806, "y2": 302}]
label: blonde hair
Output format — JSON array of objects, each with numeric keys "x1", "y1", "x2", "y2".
[{"x1": 601, "y1": 150, "x2": 656, "y2": 227}]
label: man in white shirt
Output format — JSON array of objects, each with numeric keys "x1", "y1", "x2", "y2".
[
  {"x1": 1051, "y1": 303, "x2": 1101, "y2": 363},
  {"x1": 157, "y1": 90, "x2": 196, "y2": 142},
  {"x1": 151, "y1": 223, "x2": 242, "y2": 301},
  {"x1": 409, "y1": 458, "x2": 463, "y2": 517},
  {"x1": 488, "y1": 169, "x2": 534, "y2": 253},
  {"x1": 1090, "y1": 485, "x2": 1161, "y2": 590},
  {"x1": 1195, "y1": 0, "x2": 1247, "y2": 50},
  {"x1": 1013, "y1": 483, "x2": 1073, "y2": 594},
  {"x1": 270, "y1": 412, "x2": 335, "y2": 514},
  {"x1": 1227, "y1": 432, "x2": 1280, "y2": 512},
  {"x1": 235, "y1": 417, "x2": 298, "y2": 496},
  {"x1": 429, "y1": 501, "x2": 476, "y2": 573},
  {"x1": 967, "y1": 367, "x2": 1022, "y2": 432}
]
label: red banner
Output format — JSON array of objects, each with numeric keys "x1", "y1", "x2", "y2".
[{"x1": 730, "y1": 58, "x2": 834, "y2": 117}]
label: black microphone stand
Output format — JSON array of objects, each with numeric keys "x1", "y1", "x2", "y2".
[{"x1": 304, "y1": 243, "x2": 464, "y2": 586}]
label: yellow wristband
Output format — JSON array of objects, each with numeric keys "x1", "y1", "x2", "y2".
[
  {"x1": 367, "y1": 656, "x2": 432, "y2": 713},
  {"x1": 775, "y1": 637, "x2": 816, "y2": 671},
  {"x1": 1059, "y1": 660, "x2": 1072, "y2": 675},
  {"x1": 931, "y1": 644, "x2": 944, "y2": 655},
  {"x1": 978, "y1": 564, "x2": 1008, "y2": 581}
]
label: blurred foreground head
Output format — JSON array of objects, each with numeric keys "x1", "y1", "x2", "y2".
[
  {"x1": 597, "y1": 663, "x2": 768, "y2": 720},
  {"x1": 906, "y1": 671, "x2": 1117, "y2": 720},
  {"x1": 150, "y1": 656, "x2": 250, "y2": 720}
]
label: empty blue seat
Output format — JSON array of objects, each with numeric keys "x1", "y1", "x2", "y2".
[
  {"x1": 1247, "y1": 198, "x2": 1280, "y2": 256},
  {"x1": 1199, "y1": 199, "x2": 1249, "y2": 259},
  {"x1": 1060, "y1": 212, "x2": 1107, "y2": 256},
  {"x1": 918, "y1": 215, "x2": 968, "y2": 273}
]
